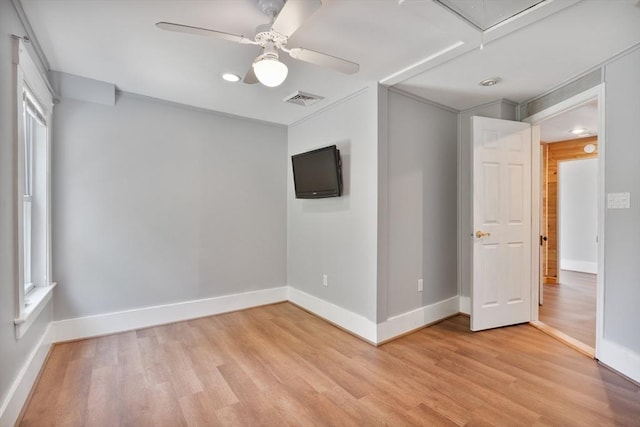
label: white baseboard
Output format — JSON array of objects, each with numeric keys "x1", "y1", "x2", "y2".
[
  {"x1": 560, "y1": 259, "x2": 597, "y2": 274},
  {"x1": 53, "y1": 285, "x2": 464, "y2": 347},
  {"x1": 459, "y1": 296, "x2": 471, "y2": 315},
  {"x1": 598, "y1": 338, "x2": 640, "y2": 383},
  {"x1": 0, "y1": 323, "x2": 53, "y2": 427},
  {"x1": 287, "y1": 287, "x2": 378, "y2": 343},
  {"x1": 377, "y1": 296, "x2": 460, "y2": 343},
  {"x1": 54, "y1": 286, "x2": 288, "y2": 342},
  {"x1": 288, "y1": 287, "x2": 461, "y2": 345}
]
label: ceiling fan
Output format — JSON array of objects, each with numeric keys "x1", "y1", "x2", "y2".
[{"x1": 156, "y1": 0, "x2": 360, "y2": 87}]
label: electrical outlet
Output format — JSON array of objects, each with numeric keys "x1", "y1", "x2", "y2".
[
  {"x1": 323, "y1": 274, "x2": 328, "y2": 287},
  {"x1": 418, "y1": 279, "x2": 423, "y2": 292}
]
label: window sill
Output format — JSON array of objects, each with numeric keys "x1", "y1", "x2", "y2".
[{"x1": 14, "y1": 282, "x2": 56, "y2": 339}]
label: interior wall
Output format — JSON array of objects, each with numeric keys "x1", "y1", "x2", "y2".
[
  {"x1": 603, "y1": 46, "x2": 640, "y2": 353},
  {"x1": 52, "y1": 86, "x2": 287, "y2": 320},
  {"x1": 457, "y1": 100, "x2": 517, "y2": 300},
  {"x1": 287, "y1": 86, "x2": 379, "y2": 322},
  {"x1": 385, "y1": 90, "x2": 458, "y2": 317},
  {"x1": 0, "y1": 0, "x2": 53, "y2": 415},
  {"x1": 559, "y1": 158, "x2": 598, "y2": 273}
]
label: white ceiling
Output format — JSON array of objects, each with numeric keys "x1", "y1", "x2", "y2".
[
  {"x1": 540, "y1": 99, "x2": 598, "y2": 143},
  {"x1": 20, "y1": 0, "x2": 640, "y2": 125}
]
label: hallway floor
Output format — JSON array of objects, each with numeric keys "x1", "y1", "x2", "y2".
[{"x1": 539, "y1": 270, "x2": 597, "y2": 348}]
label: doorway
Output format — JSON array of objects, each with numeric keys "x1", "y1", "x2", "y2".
[
  {"x1": 539, "y1": 133, "x2": 598, "y2": 351},
  {"x1": 526, "y1": 90, "x2": 603, "y2": 357}
]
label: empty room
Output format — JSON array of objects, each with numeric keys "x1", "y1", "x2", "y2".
[{"x1": 1, "y1": 0, "x2": 640, "y2": 425}]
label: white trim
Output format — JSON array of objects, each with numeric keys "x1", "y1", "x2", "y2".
[
  {"x1": 14, "y1": 37, "x2": 55, "y2": 339},
  {"x1": 594, "y1": 84, "x2": 606, "y2": 359},
  {"x1": 288, "y1": 287, "x2": 461, "y2": 345},
  {"x1": 531, "y1": 123, "x2": 541, "y2": 319},
  {"x1": 0, "y1": 323, "x2": 53, "y2": 427},
  {"x1": 456, "y1": 113, "x2": 463, "y2": 307},
  {"x1": 560, "y1": 259, "x2": 598, "y2": 274},
  {"x1": 524, "y1": 85, "x2": 602, "y2": 125},
  {"x1": 52, "y1": 285, "x2": 464, "y2": 345},
  {"x1": 287, "y1": 287, "x2": 378, "y2": 343},
  {"x1": 53, "y1": 286, "x2": 287, "y2": 342},
  {"x1": 459, "y1": 296, "x2": 471, "y2": 315},
  {"x1": 14, "y1": 283, "x2": 56, "y2": 339},
  {"x1": 377, "y1": 296, "x2": 459, "y2": 342},
  {"x1": 523, "y1": 83, "x2": 606, "y2": 357},
  {"x1": 379, "y1": 41, "x2": 465, "y2": 86},
  {"x1": 598, "y1": 339, "x2": 640, "y2": 383}
]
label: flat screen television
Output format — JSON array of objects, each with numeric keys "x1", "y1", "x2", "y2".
[{"x1": 291, "y1": 145, "x2": 343, "y2": 199}]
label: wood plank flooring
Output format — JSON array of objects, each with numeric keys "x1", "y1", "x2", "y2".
[
  {"x1": 539, "y1": 270, "x2": 597, "y2": 348},
  {"x1": 20, "y1": 302, "x2": 639, "y2": 426}
]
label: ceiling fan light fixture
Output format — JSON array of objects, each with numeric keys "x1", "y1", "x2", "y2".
[{"x1": 253, "y1": 55, "x2": 288, "y2": 87}]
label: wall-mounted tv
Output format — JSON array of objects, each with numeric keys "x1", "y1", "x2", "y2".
[{"x1": 291, "y1": 145, "x2": 343, "y2": 199}]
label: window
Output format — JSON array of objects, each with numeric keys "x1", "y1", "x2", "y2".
[
  {"x1": 22, "y1": 91, "x2": 47, "y2": 296},
  {"x1": 13, "y1": 38, "x2": 56, "y2": 339}
]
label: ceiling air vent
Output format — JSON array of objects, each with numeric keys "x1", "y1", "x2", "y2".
[{"x1": 283, "y1": 91, "x2": 324, "y2": 107}]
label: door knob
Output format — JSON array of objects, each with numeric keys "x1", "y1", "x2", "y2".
[{"x1": 476, "y1": 230, "x2": 491, "y2": 238}]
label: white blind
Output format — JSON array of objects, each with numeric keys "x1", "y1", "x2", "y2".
[{"x1": 23, "y1": 89, "x2": 46, "y2": 126}]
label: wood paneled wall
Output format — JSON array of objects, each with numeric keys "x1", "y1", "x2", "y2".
[{"x1": 542, "y1": 137, "x2": 598, "y2": 283}]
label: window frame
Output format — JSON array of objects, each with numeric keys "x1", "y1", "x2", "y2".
[{"x1": 13, "y1": 37, "x2": 56, "y2": 339}]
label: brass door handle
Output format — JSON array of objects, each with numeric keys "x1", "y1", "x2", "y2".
[{"x1": 476, "y1": 230, "x2": 491, "y2": 238}]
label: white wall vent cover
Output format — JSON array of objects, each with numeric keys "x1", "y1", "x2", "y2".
[{"x1": 283, "y1": 91, "x2": 324, "y2": 107}]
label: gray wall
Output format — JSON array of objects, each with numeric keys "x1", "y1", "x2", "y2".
[
  {"x1": 0, "y1": 0, "x2": 53, "y2": 412},
  {"x1": 603, "y1": 46, "x2": 640, "y2": 353},
  {"x1": 287, "y1": 87, "x2": 379, "y2": 322},
  {"x1": 457, "y1": 100, "x2": 517, "y2": 298},
  {"x1": 385, "y1": 90, "x2": 458, "y2": 317},
  {"x1": 53, "y1": 90, "x2": 287, "y2": 320}
]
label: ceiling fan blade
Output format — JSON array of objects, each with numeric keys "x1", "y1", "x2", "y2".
[
  {"x1": 271, "y1": 0, "x2": 322, "y2": 38},
  {"x1": 288, "y1": 48, "x2": 359, "y2": 75},
  {"x1": 156, "y1": 22, "x2": 254, "y2": 44},
  {"x1": 243, "y1": 66, "x2": 259, "y2": 84}
]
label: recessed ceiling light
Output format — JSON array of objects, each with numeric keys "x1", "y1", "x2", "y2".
[
  {"x1": 479, "y1": 77, "x2": 501, "y2": 87},
  {"x1": 569, "y1": 128, "x2": 587, "y2": 134},
  {"x1": 222, "y1": 73, "x2": 241, "y2": 83}
]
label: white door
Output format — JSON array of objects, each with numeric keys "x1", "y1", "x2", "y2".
[{"x1": 471, "y1": 116, "x2": 532, "y2": 331}]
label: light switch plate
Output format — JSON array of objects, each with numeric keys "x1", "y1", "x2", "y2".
[{"x1": 607, "y1": 192, "x2": 631, "y2": 209}]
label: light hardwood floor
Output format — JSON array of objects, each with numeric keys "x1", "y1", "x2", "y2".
[
  {"x1": 20, "y1": 302, "x2": 639, "y2": 426},
  {"x1": 539, "y1": 270, "x2": 597, "y2": 348}
]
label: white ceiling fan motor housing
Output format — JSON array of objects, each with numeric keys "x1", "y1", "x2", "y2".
[
  {"x1": 258, "y1": 0, "x2": 285, "y2": 18},
  {"x1": 255, "y1": 29, "x2": 287, "y2": 47}
]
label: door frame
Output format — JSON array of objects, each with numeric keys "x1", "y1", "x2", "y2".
[{"x1": 522, "y1": 84, "x2": 605, "y2": 358}]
